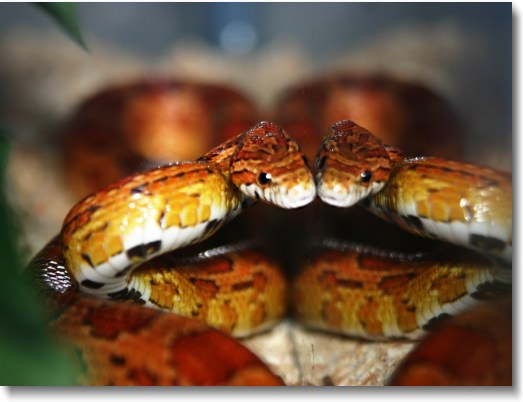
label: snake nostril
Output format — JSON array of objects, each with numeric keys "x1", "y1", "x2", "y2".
[{"x1": 317, "y1": 156, "x2": 327, "y2": 171}]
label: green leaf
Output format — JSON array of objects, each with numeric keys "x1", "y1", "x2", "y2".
[
  {"x1": 0, "y1": 129, "x2": 76, "y2": 385},
  {"x1": 33, "y1": 2, "x2": 88, "y2": 50}
]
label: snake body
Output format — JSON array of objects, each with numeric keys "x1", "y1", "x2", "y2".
[
  {"x1": 29, "y1": 237, "x2": 287, "y2": 385},
  {"x1": 58, "y1": 121, "x2": 314, "y2": 334},
  {"x1": 292, "y1": 240, "x2": 508, "y2": 340},
  {"x1": 299, "y1": 120, "x2": 511, "y2": 340},
  {"x1": 28, "y1": 111, "x2": 511, "y2": 384},
  {"x1": 316, "y1": 120, "x2": 512, "y2": 263}
]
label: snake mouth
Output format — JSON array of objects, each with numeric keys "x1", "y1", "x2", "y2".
[
  {"x1": 280, "y1": 191, "x2": 316, "y2": 209},
  {"x1": 317, "y1": 182, "x2": 363, "y2": 208},
  {"x1": 317, "y1": 178, "x2": 386, "y2": 208},
  {"x1": 240, "y1": 183, "x2": 316, "y2": 209}
]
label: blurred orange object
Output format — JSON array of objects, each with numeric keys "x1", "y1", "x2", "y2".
[{"x1": 63, "y1": 79, "x2": 260, "y2": 199}]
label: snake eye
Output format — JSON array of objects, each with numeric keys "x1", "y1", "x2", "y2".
[
  {"x1": 258, "y1": 172, "x2": 272, "y2": 185},
  {"x1": 360, "y1": 170, "x2": 372, "y2": 183}
]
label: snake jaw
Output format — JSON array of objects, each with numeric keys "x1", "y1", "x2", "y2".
[
  {"x1": 315, "y1": 120, "x2": 393, "y2": 208},
  {"x1": 279, "y1": 181, "x2": 317, "y2": 209},
  {"x1": 239, "y1": 180, "x2": 316, "y2": 209},
  {"x1": 230, "y1": 121, "x2": 317, "y2": 210},
  {"x1": 317, "y1": 179, "x2": 384, "y2": 208}
]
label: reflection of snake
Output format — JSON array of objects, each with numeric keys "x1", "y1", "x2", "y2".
[
  {"x1": 316, "y1": 120, "x2": 511, "y2": 262},
  {"x1": 28, "y1": 114, "x2": 511, "y2": 385},
  {"x1": 293, "y1": 120, "x2": 511, "y2": 342}
]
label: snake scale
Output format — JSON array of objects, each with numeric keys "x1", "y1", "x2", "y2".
[{"x1": 26, "y1": 82, "x2": 512, "y2": 385}]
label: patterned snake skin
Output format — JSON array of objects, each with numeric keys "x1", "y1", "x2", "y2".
[{"x1": 26, "y1": 79, "x2": 512, "y2": 386}]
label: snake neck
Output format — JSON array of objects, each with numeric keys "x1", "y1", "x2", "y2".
[
  {"x1": 197, "y1": 130, "x2": 243, "y2": 173},
  {"x1": 61, "y1": 161, "x2": 249, "y2": 297},
  {"x1": 364, "y1": 157, "x2": 512, "y2": 263}
]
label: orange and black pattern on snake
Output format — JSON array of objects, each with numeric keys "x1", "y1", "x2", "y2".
[
  {"x1": 308, "y1": 120, "x2": 511, "y2": 340},
  {"x1": 28, "y1": 111, "x2": 512, "y2": 385},
  {"x1": 316, "y1": 120, "x2": 512, "y2": 263},
  {"x1": 58, "y1": 121, "x2": 314, "y2": 326},
  {"x1": 292, "y1": 240, "x2": 509, "y2": 340},
  {"x1": 28, "y1": 237, "x2": 286, "y2": 385},
  {"x1": 28, "y1": 121, "x2": 316, "y2": 385}
]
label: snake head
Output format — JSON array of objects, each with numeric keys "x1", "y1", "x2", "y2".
[
  {"x1": 315, "y1": 120, "x2": 393, "y2": 208},
  {"x1": 231, "y1": 121, "x2": 316, "y2": 209}
]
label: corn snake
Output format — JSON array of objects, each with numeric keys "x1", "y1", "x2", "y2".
[
  {"x1": 26, "y1": 80, "x2": 512, "y2": 384},
  {"x1": 292, "y1": 121, "x2": 511, "y2": 343}
]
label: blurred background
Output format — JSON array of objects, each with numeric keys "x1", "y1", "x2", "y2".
[{"x1": 0, "y1": 2, "x2": 512, "y2": 160}]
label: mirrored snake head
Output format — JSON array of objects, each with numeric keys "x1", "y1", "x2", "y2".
[
  {"x1": 315, "y1": 120, "x2": 394, "y2": 208},
  {"x1": 230, "y1": 121, "x2": 316, "y2": 209}
]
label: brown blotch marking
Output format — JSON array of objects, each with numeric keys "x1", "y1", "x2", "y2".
[
  {"x1": 378, "y1": 273, "x2": 416, "y2": 294},
  {"x1": 232, "y1": 280, "x2": 254, "y2": 292},
  {"x1": 80, "y1": 221, "x2": 109, "y2": 242},
  {"x1": 252, "y1": 271, "x2": 268, "y2": 290},
  {"x1": 63, "y1": 204, "x2": 100, "y2": 233},
  {"x1": 82, "y1": 303, "x2": 157, "y2": 339},
  {"x1": 126, "y1": 367, "x2": 158, "y2": 386},
  {"x1": 430, "y1": 274, "x2": 468, "y2": 305},
  {"x1": 151, "y1": 170, "x2": 187, "y2": 184},
  {"x1": 397, "y1": 300, "x2": 419, "y2": 333},
  {"x1": 189, "y1": 278, "x2": 220, "y2": 298},
  {"x1": 109, "y1": 354, "x2": 127, "y2": 366},
  {"x1": 357, "y1": 253, "x2": 398, "y2": 271},
  {"x1": 318, "y1": 270, "x2": 338, "y2": 290},
  {"x1": 405, "y1": 304, "x2": 416, "y2": 312},
  {"x1": 336, "y1": 278, "x2": 364, "y2": 289}
]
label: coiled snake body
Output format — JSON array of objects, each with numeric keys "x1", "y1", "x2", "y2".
[
  {"x1": 293, "y1": 120, "x2": 511, "y2": 341},
  {"x1": 28, "y1": 119, "x2": 511, "y2": 385}
]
